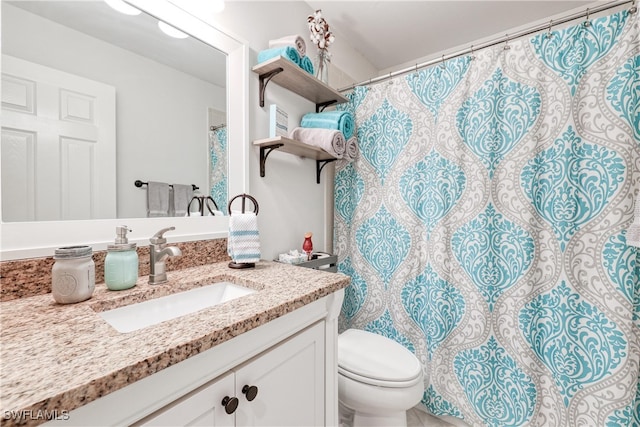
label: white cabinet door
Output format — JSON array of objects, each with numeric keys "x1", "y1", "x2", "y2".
[
  {"x1": 134, "y1": 321, "x2": 325, "y2": 427},
  {"x1": 137, "y1": 372, "x2": 235, "y2": 427},
  {"x1": 234, "y1": 322, "x2": 325, "y2": 427}
]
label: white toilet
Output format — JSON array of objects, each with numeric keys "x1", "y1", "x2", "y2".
[{"x1": 338, "y1": 329, "x2": 424, "y2": 427}]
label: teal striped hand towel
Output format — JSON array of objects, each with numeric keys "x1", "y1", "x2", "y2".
[
  {"x1": 227, "y1": 212, "x2": 261, "y2": 263},
  {"x1": 300, "y1": 111, "x2": 355, "y2": 140}
]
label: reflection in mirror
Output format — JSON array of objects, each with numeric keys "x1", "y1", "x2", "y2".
[
  {"x1": 1, "y1": 0, "x2": 227, "y2": 222},
  {"x1": 208, "y1": 107, "x2": 227, "y2": 212}
]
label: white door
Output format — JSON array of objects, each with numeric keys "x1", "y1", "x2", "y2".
[
  {"x1": 136, "y1": 371, "x2": 236, "y2": 427},
  {"x1": 235, "y1": 322, "x2": 325, "y2": 426},
  {"x1": 1, "y1": 54, "x2": 116, "y2": 222}
]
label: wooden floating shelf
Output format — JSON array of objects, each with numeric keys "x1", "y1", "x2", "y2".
[
  {"x1": 252, "y1": 57, "x2": 348, "y2": 110},
  {"x1": 253, "y1": 136, "x2": 338, "y2": 184}
]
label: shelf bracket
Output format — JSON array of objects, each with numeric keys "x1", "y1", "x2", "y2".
[
  {"x1": 258, "y1": 68, "x2": 284, "y2": 107},
  {"x1": 316, "y1": 159, "x2": 337, "y2": 184},
  {"x1": 259, "y1": 144, "x2": 284, "y2": 177},
  {"x1": 316, "y1": 100, "x2": 338, "y2": 113}
]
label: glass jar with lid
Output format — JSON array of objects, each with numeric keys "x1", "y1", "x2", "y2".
[
  {"x1": 104, "y1": 226, "x2": 138, "y2": 290},
  {"x1": 52, "y1": 245, "x2": 95, "y2": 304}
]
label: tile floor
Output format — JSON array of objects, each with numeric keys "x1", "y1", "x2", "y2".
[
  {"x1": 340, "y1": 403, "x2": 458, "y2": 427},
  {"x1": 407, "y1": 407, "x2": 455, "y2": 427}
]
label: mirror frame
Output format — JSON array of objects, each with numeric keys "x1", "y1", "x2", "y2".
[{"x1": 0, "y1": 0, "x2": 250, "y2": 260}]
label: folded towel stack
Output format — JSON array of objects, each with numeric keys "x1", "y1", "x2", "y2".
[
  {"x1": 258, "y1": 34, "x2": 314, "y2": 76},
  {"x1": 257, "y1": 46, "x2": 300, "y2": 65},
  {"x1": 269, "y1": 35, "x2": 306, "y2": 58},
  {"x1": 300, "y1": 111, "x2": 355, "y2": 140},
  {"x1": 290, "y1": 127, "x2": 346, "y2": 158},
  {"x1": 227, "y1": 212, "x2": 261, "y2": 264}
]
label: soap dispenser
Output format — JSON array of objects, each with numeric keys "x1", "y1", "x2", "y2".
[{"x1": 105, "y1": 226, "x2": 138, "y2": 290}]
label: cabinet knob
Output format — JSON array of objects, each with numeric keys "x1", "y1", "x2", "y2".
[
  {"x1": 242, "y1": 385, "x2": 258, "y2": 401},
  {"x1": 221, "y1": 396, "x2": 239, "y2": 414}
]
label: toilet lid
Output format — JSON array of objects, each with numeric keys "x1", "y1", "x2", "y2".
[{"x1": 338, "y1": 329, "x2": 422, "y2": 387}]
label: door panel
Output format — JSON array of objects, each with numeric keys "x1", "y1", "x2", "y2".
[
  {"x1": 1, "y1": 54, "x2": 116, "y2": 221},
  {"x1": 136, "y1": 371, "x2": 235, "y2": 427},
  {"x1": 235, "y1": 322, "x2": 325, "y2": 427}
]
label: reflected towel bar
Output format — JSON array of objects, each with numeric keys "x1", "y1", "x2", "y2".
[{"x1": 134, "y1": 180, "x2": 199, "y2": 192}]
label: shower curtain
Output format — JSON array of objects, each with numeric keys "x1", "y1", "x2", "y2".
[
  {"x1": 209, "y1": 127, "x2": 228, "y2": 213},
  {"x1": 335, "y1": 9, "x2": 639, "y2": 426}
]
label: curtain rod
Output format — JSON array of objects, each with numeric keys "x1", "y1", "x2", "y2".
[{"x1": 338, "y1": 0, "x2": 636, "y2": 93}]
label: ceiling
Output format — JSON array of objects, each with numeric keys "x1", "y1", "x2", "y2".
[
  {"x1": 305, "y1": 1, "x2": 599, "y2": 71},
  {"x1": 5, "y1": 1, "x2": 227, "y2": 87}
]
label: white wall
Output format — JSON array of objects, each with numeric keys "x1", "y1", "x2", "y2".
[
  {"x1": 0, "y1": 1, "x2": 377, "y2": 261},
  {"x1": 202, "y1": 1, "x2": 378, "y2": 260},
  {"x1": 3, "y1": 4, "x2": 226, "y2": 219}
]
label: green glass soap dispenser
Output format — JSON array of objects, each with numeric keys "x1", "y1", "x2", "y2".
[{"x1": 105, "y1": 225, "x2": 138, "y2": 290}]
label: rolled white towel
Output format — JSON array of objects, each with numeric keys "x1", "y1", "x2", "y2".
[
  {"x1": 290, "y1": 127, "x2": 346, "y2": 159},
  {"x1": 344, "y1": 137, "x2": 359, "y2": 161},
  {"x1": 269, "y1": 35, "x2": 306, "y2": 58}
]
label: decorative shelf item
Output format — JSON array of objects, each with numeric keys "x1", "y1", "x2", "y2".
[
  {"x1": 253, "y1": 136, "x2": 337, "y2": 184},
  {"x1": 252, "y1": 57, "x2": 348, "y2": 112},
  {"x1": 275, "y1": 252, "x2": 338, "y2": 273}
]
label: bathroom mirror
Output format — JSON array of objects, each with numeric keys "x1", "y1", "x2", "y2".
[{"x1": 0, "y1": 0, "x2": 249, "y2": 259}]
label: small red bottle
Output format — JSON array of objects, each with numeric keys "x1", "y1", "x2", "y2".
[{"x1": 303, "y1": 232, "x2": 313, "y2": 261}]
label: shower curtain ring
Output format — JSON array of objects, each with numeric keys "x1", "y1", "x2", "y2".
[
  {"x1": 630, "y1": 0, "x2": 637, "y2": 14},
  {"x1": 441, "y1": 54, "x2": 446, "y2": 68},
  {"x1": 546, "y1": 20, "x2": 554, "y2": 38},
  {"x1": 584, "y1": 8, "x2": 591, "y2": 27},
  {"x1": 470, "y1": 44, "x2": 476, "y2": 60},
  {"x1": 388, "y1": 72, "x2": 393, "y2": 85},
  {"x1": 504, "y1": 34, "x2": 511, "y2": 51}
]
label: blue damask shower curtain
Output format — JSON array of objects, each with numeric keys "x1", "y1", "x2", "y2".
[
  {"x1": 209, "y1": 127, "x2": 228, "y2": 213},
  {"x1": 335, "y1": 9, "x2": 639, "y2": 426}
]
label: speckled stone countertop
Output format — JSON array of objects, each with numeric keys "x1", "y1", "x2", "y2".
[{"x1": 0, "y1": 261, "x2": 349, "y2": 426}]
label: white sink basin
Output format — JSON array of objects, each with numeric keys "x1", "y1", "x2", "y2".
[{"x1": 99, "y1": 282, "x2": 255, "y2": 333}]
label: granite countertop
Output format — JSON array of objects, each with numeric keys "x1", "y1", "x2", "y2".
[{"x1": 0, "y1": 261, "x2": 349, "y2": 424}]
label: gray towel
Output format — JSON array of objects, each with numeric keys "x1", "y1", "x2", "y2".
[
  {"x1": 147, "y1": 181, "x2": 169, "y2": 217},
  {"x1": 172, "y1": 184, "x2": 193, "y2": 217},
  {"x1": 290, "y1": 127, "x2": 346, "y2": 158}
]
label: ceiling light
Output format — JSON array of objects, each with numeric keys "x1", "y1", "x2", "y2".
[
  {"x1": 158, "y1": 21, "x2": 189, "y2": 39},
  {"x1": 104, "y1": 0, "x2": 141, "y2": 16}
]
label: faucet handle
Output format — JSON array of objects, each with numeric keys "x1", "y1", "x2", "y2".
[{"x1": 150, "y1": 226, "x2": 175, "y2": 244}]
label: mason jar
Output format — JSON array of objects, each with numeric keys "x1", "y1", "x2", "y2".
[{"x1": 52, "y1": 245, "x2": 95, "y2": 304}]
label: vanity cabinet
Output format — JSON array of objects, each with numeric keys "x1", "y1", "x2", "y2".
[
  {"x1": 138, "y1": 322, "x2": 324, "y2": 426},
  {"x1": 45, "y1": 290, "x2": 343, "y2": 427},
  {"x1": 252, "y1": 56, "x2": 348, "y2": 184}
]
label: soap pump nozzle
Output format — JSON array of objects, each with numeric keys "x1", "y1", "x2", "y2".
[{"x1": 115, "y1": 225, "x2": 131, "y2": 244}]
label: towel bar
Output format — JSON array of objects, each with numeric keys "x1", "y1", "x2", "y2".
[{"x1": 135, "y1": 180, "x2": 199, "y2": 192}]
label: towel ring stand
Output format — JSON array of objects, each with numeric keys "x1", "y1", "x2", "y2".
[
  {"x1": 227, "y1": 193, "x2": 259, "y2": 216},
  {"x1": 227, "y1": 193, "x2": 260, "y2": 270}
]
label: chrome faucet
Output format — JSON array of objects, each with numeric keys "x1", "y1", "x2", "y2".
[{"x1": 149, "y1": 227, "x2": 182, "y2": 285}]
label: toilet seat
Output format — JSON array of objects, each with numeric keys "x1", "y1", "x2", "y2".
[{"x1": 338, "y1": 329, "x2": 422, "y2": 388}]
